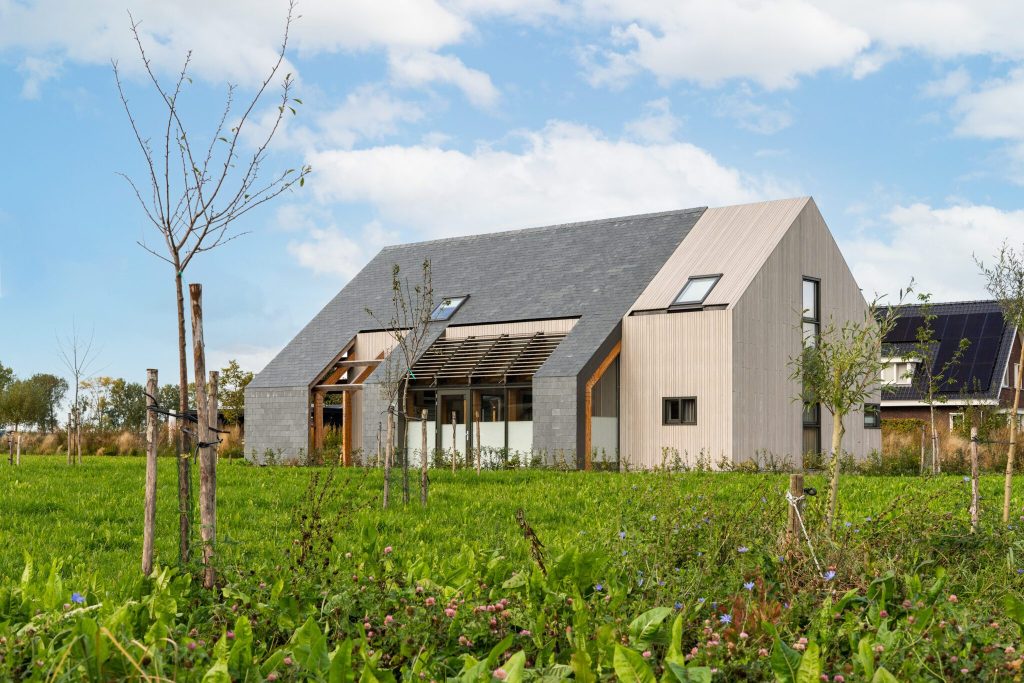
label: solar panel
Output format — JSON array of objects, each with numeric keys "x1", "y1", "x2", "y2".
[
  {"x1": 961, "y1": 313, "x2": 985, "y2": 339},
  {"x1": 981, "y1": 311, "x2": 1005, "y2": 338}
]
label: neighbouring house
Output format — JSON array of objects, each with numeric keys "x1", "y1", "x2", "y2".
[
  {"x1": 245, "y1": 197, "x2": 880, "y2": 468},
  {"x1": 880, "y1": 299, "x2": 1022, "y2": 450}
]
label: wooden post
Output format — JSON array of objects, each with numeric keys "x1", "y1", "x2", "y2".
[
  {"x1": 190, "y1": 283, "x2": 216, "y2": 589},
  {"x1": 66, "y1": 412, "x2": 72, "y2": 465},
  {"x1": 786, "y1": 473, "x2": 805, "y2": 542},
  {"x1": 313, "y1": 391, "x2": 324, "y2": 453},
  {"x1": 342, "y1": 390, "x2": 352, "y2": 466},
  {"x1": 970, "y1": 426, "x2": 980, "y2": 533},
  {"x1": 420, "y1": 409, "x2": 429, "y2": 506},
  {"x1": 15, "y1": 433, "x2": 20, "y2": 466},
  {"x1": 6, "y1": 432, "x2": 11, "y2": 465},
  {"x1": 919, "y1": 426, "x2": 926, "y2": 476},
  {"x1": 376, "y1": 423, "x2": 382, "y2": 468},
  {"x1": 383, "y1": 409, "x2": 393, "y2": 509},
  {"x1": 475, "y1": 409, "x2": 482, "y2": 475},
  {"x1": 451, "y1": 411, "x2": 457, "y2": 473},
  {"x1": 143, "y1": 368, "x2": 158, "y2": 576},
  {"x1": 76, "y1": 411, "x2": 82, "y2": 465}
]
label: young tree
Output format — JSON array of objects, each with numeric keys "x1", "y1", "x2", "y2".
[
  {"x1": 909, "y1": 293, "x2": 970, "y2": 475},
  {"x1": 113, "y1": 3, "x2": 310, "y2": 560},
  {"x1": 976, "y1": 242, "x2": 1024, "y2": 523},
  {"x1": 790, "y1": 293, "x2": 906, "y2": 533},
  {"x1": 367, "y1": 260, "x2": 435, "y2": 507},
  {"x1": 219, "y1": 360, "x2": 254, "y2": 425},
  {"x1": 58, "y1": 325, "x2": 100, "y2": 465},
  {"x1": 0, "y1": 362, "x2": 13, "y2": 393}
]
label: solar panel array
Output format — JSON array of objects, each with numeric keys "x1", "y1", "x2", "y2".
[{"x1": 885, "y1": 310, "x2": 1005, "y2": 393}]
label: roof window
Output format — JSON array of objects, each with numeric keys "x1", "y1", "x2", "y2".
[
  {"x1": 430, "y1": 296, "x2": 468, "y2": 321},
  {"x1": 672, "y1": 275, "x2": 721, "y2": 307}
]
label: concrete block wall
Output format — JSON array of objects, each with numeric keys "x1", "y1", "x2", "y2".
[
  {"x1": 360, "y1": 383, "x2": 391, "y2": 459},
  {"x1": 533, "y1": 376, "x2": 578, "y2": 465},
  {"x1": 243, "y1": 386, "x2": 309, "y2": 463}
]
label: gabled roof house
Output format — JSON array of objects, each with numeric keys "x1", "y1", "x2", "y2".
[{"x1": 246, "y1": 197, "x2": 880, "y2": 467}]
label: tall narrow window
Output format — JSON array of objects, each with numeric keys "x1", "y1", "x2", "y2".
[
  {"x1": 863, "y1": 403, "x2": 881, "y2": 429},
  {"x1": 802, "y1": 278, "x2": 820, "y2": 346}
]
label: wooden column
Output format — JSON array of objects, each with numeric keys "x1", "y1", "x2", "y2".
[
  {"x1": 342, "y1": 391, "x2": 352, "y2": 466},
  {"x1": 313, "y1": 390, "x2": 325, "y2": 453},
  {"x1": 583, "y1": 341, "x2": 621, "y2": 470},
  {"x1": 143, "y1": 368, "x2": 158, "y2": 576}
]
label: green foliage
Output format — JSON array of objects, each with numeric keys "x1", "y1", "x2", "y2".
[{"x1": 218, "y1": 359, "x2": 253, "y2": 425}]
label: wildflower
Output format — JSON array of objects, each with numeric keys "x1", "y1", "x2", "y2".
[
  {"x1": 642, "y1": 650, "x2": 651, "y2": 659},
  {"x1": 758, "y1": 648, "x2": 769, "y2": 657},
  {"x1": 719, "y1": 614, "x2": 732, "y2": 624},
  {"x1": 650, "y1": 515, "x2": 657, "y2": 521},
  {"x1": 1007, "y1": 646, "x2": 1017, "y2": 655},
  {"x1": 834, "y1": 676, "x2": 845, "y2": 683},
  {"x1": 267, "y1": 673, "x2": 279, "y2": 682},
  {"x1": 458, "y1": 635, "x2": 471, "y2": 646},
  {"x1": 619, "y1": 531, "x2": 626, "y2": 539},
  {"x1": 519, "y1": 629, "x2": 531, "y2": 637},
  {"x1": 187, "y1": 641, "x2": 197, "y2": 651},
  {"x1": 744, "y1": 582, "x2": 755, "y2": 591},
  {"x1": 445, "y1": 608, "x2": 456, "y2": 618},
  {"x1": 384, "y1": 615, "x2": 394, "y2": 625},
  {"x1": 879, "y1": 610, "x2": 888, "y2": 618},
  {"x1": 283, "y1": 656, "x2": 294, "y2": 666},
  {"x1": 226, "y1": 631, "x2": 235, "y2": 640},
  {"x1": 425, "y1": 597, "x2": 436, "y2": 606},
  {"x1": 960, "y1": 669, "x2": 969, "y2": 675},
  {"x1": 963, "y1": 476, "x2": 970, "y2": 483},
  {"x1": 844, "y1": 522, "x2": 852, "y2": 528},
  {"x1": 873, "y1": 644, "x2": 884, "y2": 654},
  {"x1": 71, "y1": 592, "x2": 85, "y2": 604},
  {"x1": 698, "y1": 597, "x2": 706, "y2": 604},
  {"x1": 739, "y1": 632, "x2": 749, "y2": 639},
  {"x1": 737, "y1": 546, "x2": 749, "y2": 554},
  {"x1": 902, "y1": 599, "x2": 912, "y2": 609},
  {"x1": 822, "y1": 570, "x2": 836, "y2": 581},
  {"x1": 675, "y1": 601, "x2": 683, "y2": 610},
  {"x1": 820, "y1": 676, "x2": 829, "y2": 682},
  {"x1": 595, "y1": 583, "x2": 603, "y2": 592},
  {"x1": 948, "y1": 594, "x2": 959, "y2": 604},
  {"x1": 383, "y1": 546, "x2": 393, "y2": 554},
  {"x1": 494, "y1": 668, "x2": 508, "y2": 680}
]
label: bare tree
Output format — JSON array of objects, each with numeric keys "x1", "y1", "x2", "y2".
[
  {"x1": 908, "y1": 292, "x2": 970, "y2": 475},
  {"x1": 57, "y1": 324, "x2": 100, "y2": 465},
  {"x1": 367, "y1": 261, "x2": 436, "y2": 507},
  {"x1": 113, "y1": 2, "x2": 310, "y2": 561},
  {"x1": 790, "y1": 291, "x2": 908, "y2": 533},
  {"x1": 976, "y1": 242, "x2": 1024, "y2": 523}
]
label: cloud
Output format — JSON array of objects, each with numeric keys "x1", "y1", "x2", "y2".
[
  {"x1": 306, "y1": 120, "x2": 793, "y2": 239},
  {"x1": 951, "y1": 68, "x2": 1024, "y2": 141},
  {"x1": 716, "y1": 85, "x2": 793, "y2": 135},
  {"x1": 624, "y1": 98, "x2": 681, "y2": 143},
  {"x1": 922, "y1": 66, "x2": 971, "y2": 99},
  {"x1": 843, "y1": 202, "x2": 1024, "y2": 302},
  {"x1": 16, "y1": 56, "x2": 61, "y2": 99},
  {"x1": 287, "y1": 219, "x2": 398, "y2": 280},
  {"x1": 389, "y1": 51, "x2": 500, "y2": 107}
]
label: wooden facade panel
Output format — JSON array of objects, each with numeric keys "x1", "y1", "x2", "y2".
[
  {"x1": 630, "y1": 198, "x2": 808, "y2": 312},
  {"x1": 619, "y1": 310, "x2": 733, "y2": 468},
  {"x1": 731, "y1": 199, "x2": 880, "y2": 464},
  {"x1": 349, "y1": 331, "x2": 400, "y2": 460},
  {"x1": 444, "y1": 317, "x2": 579, "y2": 339}
]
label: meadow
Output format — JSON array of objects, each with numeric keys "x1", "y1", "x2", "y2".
[{"x1": 1, "y1": 456, "x2": 1023, "y2": 681}]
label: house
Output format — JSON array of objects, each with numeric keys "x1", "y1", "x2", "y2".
[
  {"x1": 880, "y1": 300, "x2": 1022, "y2": 437},
  {"x1": 245, "y1": 197, "x2": 880, "y2": 468}
]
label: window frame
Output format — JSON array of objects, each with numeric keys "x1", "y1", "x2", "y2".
[
  {"x1": 863, "y1": 403, "x2": 881, "y2": 429},
  {"x1": 662, "y1": 396, "x2": 697, "y2": 425},
  {"x1": 430, "y1": 295, "x2": 469, "y2": 321},
  {"x1": 801, "y1": 277, "x2": 820, "y2": 346},
  {"x1": 671, "y1": 274, "x2": 723, "y2": 309}
]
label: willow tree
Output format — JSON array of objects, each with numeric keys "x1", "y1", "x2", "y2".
[
  {"x1": 976, "y1": 243, "x2": 1024, "y2": 524},
  {"x1": 790, "y1": 293, "x2": 906, "y2": 532},
  {"x1": 113, "y1": 2, "x2": 310, "y2": 561}
]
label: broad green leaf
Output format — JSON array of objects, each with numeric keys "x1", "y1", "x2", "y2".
[
  {"x1": 613, "y1": 645, "x2": 656, "y2": 683},
  {"x1": 857, "y1": 637, "x2": 875, "y2": 681},
  {"x1": 291, "y1": 616, "x2": 329, "y2": 671},
  {"x1": 487, "y1": 634, "x2": 515, "y2": 667},
  {"x1": 1004, "y1": 594, "x2": 1024, "y2": 635},
  {"x1": 201, "y1": 659, "x2": 231, "y2": 683},
  {"x1": 667, "y1": 614, "x2": 684, "y2": 660},
  {"x1": 769, "y1": 634, "x2": 803, "y2": 683},
  {"x1": 628, "y1": 607, "x2": 673, "y2": 648},
  {"x1": 871, "y1": 667, "x2": 898, "y2": 683},
  {"x1": 571, "y1": 646, "x2": 596, "y2": 683},
  {"x1": 795, "y1": 642, "x2": 821, "y2": 683},
  {"x1": 665, "y1": 660, "x2": 712, "y2": 683},
  {"x1": 503, "y1": 651, "x2": 526, "y2": 683},
  {"x1": 329, "y1": 640, "x2": 354, "y2": 683}
]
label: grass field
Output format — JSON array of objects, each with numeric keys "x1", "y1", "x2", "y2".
[{"x1": 1, "y1": 456, "x2": 1023, "y2": 680}]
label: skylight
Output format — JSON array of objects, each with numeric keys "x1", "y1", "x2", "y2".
[
  {"x1": 673, "y1": 275, "x2": 721, "y2": 307},
  {"x1": 430, "y1": 296, "x2": 468, "y2": 321}
]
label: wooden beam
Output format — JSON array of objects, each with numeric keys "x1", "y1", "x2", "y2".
[
  {"x1": 312, "y1": 384, "x2": 365, "y2": 392},
  {"x1": 342, "y1": 391, "x2": 353, "y2": 467},
  {"x1": 583, "y1": 340, "x2": 621, "y2": 471},
  {"x1": 313, "y1": 391, "x2": 325, "y2": 452}
]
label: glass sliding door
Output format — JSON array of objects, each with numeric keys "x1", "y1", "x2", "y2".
[
  {"x1": 507, "y1": 388, "x2": 533, "y2": 461},
  {"x1": 471, "y1": 390, "x2": 505, "y2": 466},
  {"x1": 438, "y1": 392, "x2": 468, "y2": 464}
]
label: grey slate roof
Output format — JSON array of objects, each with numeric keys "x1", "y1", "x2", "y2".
[
  {"x1": 881, "y1": 300, "x2": 1015, "y2": 402},
  {"x1": 251, "y1": 207, "x2": 707, "y2": 389}
]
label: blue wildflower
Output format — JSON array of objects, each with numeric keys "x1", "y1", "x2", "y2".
[
  {"x1": 737, "y1": 546, "x2": 749, "y2": 554},
  {"x1": 963, "y1": 476, "x2": 970, "y2": 483},
  {"x1": 650, "y1": 515, "x2": 657, "y2": 521},
  {"x1": 595, "y1": 583, "x2": 603, "y2": 592},
  {"x1": 674, "y1": 601, "x2": 683, "y2": 610},
  {"x1": 698, "y1": 597, "x2": 706, "y2": 604},
  {"x1": 638, "y1": 578, "x2": 644, "y2": 587},
  {"x1": 719, "y1": 614, "x2": 732, "y2": 624},
  {"x1": 71, "y1": 592, "x2": 85, "y2": 605},
  {"x1": 619, "y1": 530, "x2": 626, "y2": 539},
  {"x1": 844, "y1": 522, "x2": 852, "y2": 528},
  {"x1": 822, "y1": 570, "x2": 836, "y2": 581},
  {"x1": 743, "y1": 581, "x2": 755, "y2": 591}
]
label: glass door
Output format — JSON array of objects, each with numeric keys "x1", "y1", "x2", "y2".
[{"x1": 438, "y1": 392, "x2": 468, "y2": 464}]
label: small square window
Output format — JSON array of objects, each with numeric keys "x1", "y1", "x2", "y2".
[
  {"x1": 864, "y1": 403, "x2": 881, "y2": 429},
  {"x1": 663, "y1": 397, "x2": 697, "y2": 425},
  {"x1": 673, "y1": 275, "x2": 721, "y2": 307},
  {"x1": 430, "y1": 296, "x2": 468, "y2": 321}
]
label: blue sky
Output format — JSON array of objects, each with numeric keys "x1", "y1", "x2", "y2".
[{"x1": 2, "y1": 1, "x2": 1024, "y2": 384}]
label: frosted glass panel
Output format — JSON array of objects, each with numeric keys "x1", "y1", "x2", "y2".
[
  {"x1": 478, "y1": 422, "x2": 505, "y2": 451},
  {"x1": 591, "y1": 416, "x2": 617, "y2": 462},
  {"x1": 507, "y1": 421, "x2": 533, "y2": 455},
  {"x1": 406, "y1": 421, "x2": 436, "y2": 459}
]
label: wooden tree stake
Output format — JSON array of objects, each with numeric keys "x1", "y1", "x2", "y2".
[
  {"x1": 420, "y1": 409, "x2": 429, "y2": 506},
  {"x1": 475, "y1": 409, "x2": 482, "y2": 475},
  {"x1": 451, "y1": 411, "x2": 457, "y2": 473},
  {"x1": 190, "y1": 284, "x2": 217, "y2": 589},
  {"x1": 66, "y1": 412, "x2": 72, "y2": 466},
  {"x1": 970, "y1": 426, "x2": 980, "y2": 533},
  {"x1": 143, "y1": 368, "x2": 158, "y2": 576},
  {"x1": 786, "y1": 473, "x2": 805, "y2": 542}
]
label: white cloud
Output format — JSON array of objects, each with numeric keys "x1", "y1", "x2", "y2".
[
  {"x1": 314, "y1": 85, "x2": 425, "y2": 149},
  {"x1": 288, "y1": 219, "x2": 398, "y2": 279},
  {"x1": 952, "y1": 68, "x2": 1024, "y2": 141},
  {"x1": 389, "y1": 51, "x2": 500, "y2": 108},
  {"x1": 844, "y1": 202, "x2": 1024, "y2": 302},
  {"x1": 922, "y1": 66, "x2": 971, "y2": 98},
  {"x1": 624, "y1": 98, "x2": 681, "y2": 143},
  {"x1": 716, "y1": 85, "x2": 793, "y2": 135},
  {"x1": 16, "y1": 56, "x2": 61, "y2": 99},
  {"x1": 306, "y1": 120, "x2": 793, "y2": 238}
]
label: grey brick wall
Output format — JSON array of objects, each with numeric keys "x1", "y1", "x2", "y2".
[
  {"x1": 360, "y1": 384, "x2": 391, "y2": 458},
  {"x1": 243, "y1": 386, "x2": 308, "y2": 463},
  {"x1": 533, "y1": 376, "x2": 577, "y2": 465}
]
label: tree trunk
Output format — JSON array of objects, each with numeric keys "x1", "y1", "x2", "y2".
[
  {"x1": 402, "y1": 417, "x2": 410, "y2": 505},
  {"x1": 176, "y1": 272, "x2": 192, "y2": 563},
  {"x1": 475, "y1": 409, "x2": 482, "y2": 475},
  {"x1": 1004, "y1": 348, "x2": 1022, "y2": 523},
  {"x1": 420, "y1": 409, "x2": 429, "y2": 506},
  {"x1": 76, "y1": 416, "x2": 81, "y2": 464},
  {"x1": 930, "y1": 403, "x2": 940, "y2": 474},
  {"x1": 15, "y1": 433, "x2": 20, "y2": 466},
  {"x1": 970, "y1": 426, "x2": 980, "y2": 533},
  {"x1": 143, "y1": 368, "x2": 159, "y2": 576},
  {"x1": 190, "y1": 284, "x2": 217, "y2": 588},
  {"x1": 451, "y1": 411, "x2": 457, "y2": 473},
  {"x1": 919, "y1": 425, "x2": 926, "y2": 476},
  {"x1": 786, "y1": 473, "x2": 805, "y2": 543},
  {"x1": 383, "y1": 409, "x2": 394, "y2": 509},
  {"x1": 205, "y1": 369, "x2": 219, "y2": 588},
  {"x1": 826, "y1": 411, "x2": 845, "y2": 533},
  {"x1": 67, "y1": 412, "x2": 72, "y2": 466}
]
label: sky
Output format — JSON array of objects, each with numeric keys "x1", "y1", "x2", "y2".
[{"x1": 2, "y1": 0, "x2": 1024, "y2": 384}]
